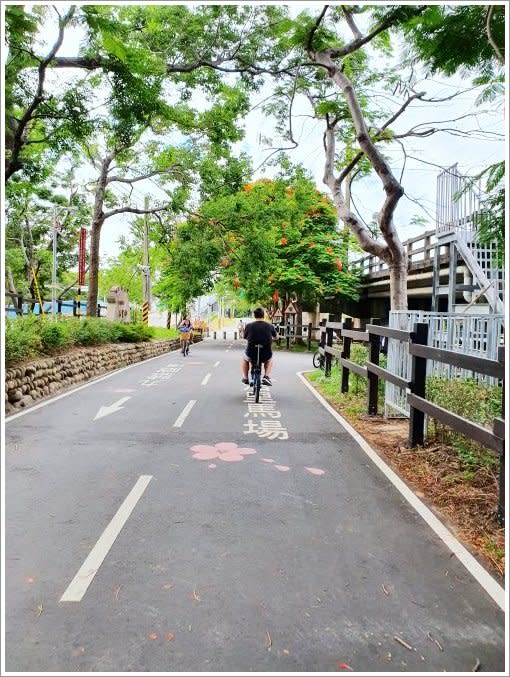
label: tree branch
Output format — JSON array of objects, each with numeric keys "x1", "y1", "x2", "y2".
[
  {"x1": 341, "y1": 6, "x2": 362, "y2": 40},
  {"x1": 307, "y1": 5, "x2": 329, "y2": 52},
  {"x1": 106, "y1": 165, "x2": 183, "y2": 185},
  {"x1": 486, "y1": 6, "x2": 504, "y2": 65},
  {"x1": 5, "y1": 6, "x2": 76, "y2": 180},
  {"x1": 103, "y1": 204, "x2": 170, "y2": 220}
]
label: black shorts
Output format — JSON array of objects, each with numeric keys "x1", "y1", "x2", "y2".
[{"x1": 244, "y1": 347, "x2": 272, "y2": 364}]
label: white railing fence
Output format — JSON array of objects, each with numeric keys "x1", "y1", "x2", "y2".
[{"x1": 385, "y1": 310, "x2": 505, "y2": 417}]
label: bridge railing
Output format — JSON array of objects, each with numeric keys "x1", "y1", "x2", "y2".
[
  {"x1": 316, "y1": 319, "x2": 506, "y2": 525},
  {"x1": 350, "y1": 229, "x2": 442, "y2": 277}
]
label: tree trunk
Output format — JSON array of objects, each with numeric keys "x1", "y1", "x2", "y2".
[
  {"x1": 312, "y1": 46, "x2": 408, "y2": 312},
  {"x1": 389, "y1": 259, "x2": 408, "y2": 313},
  {"x1": 86, "y1": 152, "x2": 114, "y2": 317},
  {"x1": 86, "y1": 217, "x2": 104, "y2": 316}
]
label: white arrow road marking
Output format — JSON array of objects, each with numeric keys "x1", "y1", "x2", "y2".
[
  {"x1": 173, "y1": 400, "x2": 196, "y2": 427},
  {"x1": 93, "y1": 396, "x2": 131, "y2": 420},
  {"x1": 60, "y1": 475, "x2": 152, "y2": 602}
]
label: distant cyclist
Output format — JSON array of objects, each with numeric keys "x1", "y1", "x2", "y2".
[{"x1": 241, "y1": 307, "x2": 277, "y2": 386}]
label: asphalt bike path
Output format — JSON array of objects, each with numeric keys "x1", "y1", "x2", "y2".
[{"x1": 3, "y1": 337, "x2": 505, "y2": 673}]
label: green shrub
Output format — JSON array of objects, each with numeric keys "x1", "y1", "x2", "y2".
[
  {"x1": 426, "y1": 376, "x2": 502, "y2": 427},
  {"x1": 74, "y1": 318, "x2": 110, "y2": 345},
  {"x1": 5, "y1": 314, "x2": 166, "y2": 363},
  {"x1": 5, "y1": 315, "x2": 42, "y2": 362},
  {"x1": 112, "y1": 323, "x2": 154, "y2": 342},
  {"x1": 39, "y1": 318, "x2": 75, "y2": 352},
  {"x1": 425, "y1": 376, "x2": 502, "y2": 470},
  {"x1": 350, "y1": 343, "x2": 368, "y2": 394}
]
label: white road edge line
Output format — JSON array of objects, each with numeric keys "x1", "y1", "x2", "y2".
[
  {"x1": 173, "y1": 399, "x2": 196, "y2": 427},
  {"x1": 201, "y1": 373, "x2": 211, "y2": 386},
  {"x1": 60, "y1": 475, "x2": 152, "y2": 603},
  {"x1": 297, "y1": 371, "x2": 505, "y2": 612},
  {"x1": 5, "y1": 350, "x2": 181, "y2": 423}
]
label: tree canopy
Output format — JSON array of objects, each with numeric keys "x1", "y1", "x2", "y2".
[
  {"x1": 3, "y1": 3, "x2": 505, "y2": 318},
  {"x1": 154, "y1": 172, "x2": 361, "y2": 315}
]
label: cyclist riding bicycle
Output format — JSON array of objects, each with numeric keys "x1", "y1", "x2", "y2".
[
  {"x1": 178, "y1": 317, "x2": 193, "y2": 355},
  {"x1": 241, "y1": 307, "x2": 277, "y2": 386}
]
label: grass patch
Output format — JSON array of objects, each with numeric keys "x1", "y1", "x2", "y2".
[{"x1": 150, "y1": 326, "x2": 179, "y2": 340}]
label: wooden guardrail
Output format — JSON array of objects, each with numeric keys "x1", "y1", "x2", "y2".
[{"x1": 317, "y1": 319, "x2": 506, "y2": 526}]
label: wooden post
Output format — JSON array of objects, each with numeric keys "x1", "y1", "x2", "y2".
[
  {"x1": 319, "y1": 318, "x2": 326, "y2": 349},
  {"x1": 497, "y1": 345, "x2": 505, "y2": 526},
  {"x1": 341, "y1": 317, "x2": 352, "y2": 393},
  {"x1": 307, "y1": 322, "x2": 312, "y2": 351},
  {"x1": 286, "y1": 321, "x2": 291, "y2": 350},
  {"x1": 325, "y1": 324, "x2": 334, "y2": 377},
  {"x1": 408, "y1": 322, "x2": 428, "y2": 447},
  {"x1": 367, "y1": 318, "x2": 380, "y2": 415}
]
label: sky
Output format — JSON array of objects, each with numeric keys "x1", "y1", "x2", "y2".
[{"x1": 5, "y1": 1, "x2": 508, "y2": 261}]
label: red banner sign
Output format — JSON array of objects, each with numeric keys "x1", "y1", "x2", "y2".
[{"x1": 78, "y1": 228, "x2": 87, "y2": 286}]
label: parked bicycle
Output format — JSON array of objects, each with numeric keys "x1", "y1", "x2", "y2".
[
  {"x1": 312, "y1": 347, "x2": 325, "y2": 370},
  {"x1": 313, "y1": 346, "x2": 339, "y2": 371}
]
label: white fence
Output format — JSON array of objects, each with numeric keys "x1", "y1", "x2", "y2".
[{"x1": 385, "y1": 310, "x2": 505, "y2": 417}]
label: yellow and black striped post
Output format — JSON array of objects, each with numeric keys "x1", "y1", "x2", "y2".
[{"x1": 142, "y1": 301, "x2": 149, "y2": 325}]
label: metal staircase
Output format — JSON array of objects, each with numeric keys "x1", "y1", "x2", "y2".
[{"x1": 432, "y1": 164, "x2": 504, "y2": 315}]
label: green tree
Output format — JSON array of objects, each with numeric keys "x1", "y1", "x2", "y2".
[
  {"x1": 5, "y1": 5, "x2": 94, "y2": 181},
  {"x1": 155, "y1": 172, "x2": 361, "y2": 319},
  {"x1": 5, "y1": 163, "x2": 91, "y2": 309},
  {"x1": 401, "y1": 4, "x2": 505, "y2": 263}
]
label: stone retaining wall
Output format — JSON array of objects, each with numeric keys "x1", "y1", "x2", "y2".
[{"x1": 5, "y1": 337, "x2": 198, "y2": 415}]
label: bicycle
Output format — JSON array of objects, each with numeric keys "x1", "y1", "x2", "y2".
[
  {"x1": 312, "y1": 347, "x2": 325, "y2": 370},
  {"x1": 249, "y1": 343, "x2": 263, "y2": 403}
]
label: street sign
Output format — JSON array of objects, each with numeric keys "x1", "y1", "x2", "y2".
[{"x1": 284, "y1": 301, "x2": 297, "y2": 314}]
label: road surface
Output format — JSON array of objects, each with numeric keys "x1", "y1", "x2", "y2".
[{"x1": 3, "y1": 337, "x2": 505, "y2": 673}]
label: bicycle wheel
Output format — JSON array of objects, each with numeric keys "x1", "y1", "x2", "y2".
[
  {"x1": 312, "y1": 350, "x2": 322, "y2": 369},
  {"x1": 250, "y1": 365, "x2": 261, "y2": 402}
]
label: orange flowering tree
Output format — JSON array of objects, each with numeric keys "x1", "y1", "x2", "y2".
[{"x1": 155, "y1": 171, "x2": 361, "y2": 313}]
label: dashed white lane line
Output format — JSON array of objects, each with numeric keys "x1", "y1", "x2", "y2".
[
  {"x1": 5, "y1": 350, "x2": 183, "y2": 422},
  {"x1": 297, "y1": 371, "x2": 505, "y2": 612},
  {"x1": 173, "y1": 399, "x2": 196, "y2": 427},
  {"x1": 60, "y1": 475, "x2": 152, "y2": 602},
  {"x1": 201, "y1": 373, "x2": 211, "y2": 386},
  {"x1": 213, "y1": 361, "x2": 220, "y2": 368}
]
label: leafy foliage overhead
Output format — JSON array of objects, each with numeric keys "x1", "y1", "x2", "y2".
[{"x1": 154, "y1": 171, "x2": 361, "y2": 312}]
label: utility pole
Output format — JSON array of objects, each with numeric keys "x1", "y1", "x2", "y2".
[
  {"x1": 52, "y1": 209, "x2": 61, "y2": 318},
  {"x1": 142, "y1": 196, "x2": 151, "y2": 325}
]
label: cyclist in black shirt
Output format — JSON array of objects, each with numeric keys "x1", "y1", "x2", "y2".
[{"x1": 241, "y1": 307, "x2": 277, "y2": 386}]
